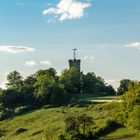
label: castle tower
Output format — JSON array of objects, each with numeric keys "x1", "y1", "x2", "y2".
[{"x1": 69, "y1": 49, "x2": 81, "y2": 72}]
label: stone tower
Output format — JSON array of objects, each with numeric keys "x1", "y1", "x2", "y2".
[{"x1": 69, "y1": 49, "x2": 81, "y2": 72}]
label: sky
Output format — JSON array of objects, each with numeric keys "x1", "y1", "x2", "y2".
[{"x1": 0, "y1": 0, "x2": 140, "y2": 89}]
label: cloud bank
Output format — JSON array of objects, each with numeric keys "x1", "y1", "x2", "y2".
[
  {"x1": 0, "y1": 46, "x2": 35, "y2": 54},
  {"x1": 41, "y1": 60, "x2": 51, "y2": 66},
  {"x1": 125, "y1": 42, "x2": 140, "y2": 50},
  {"x1": 25, "y1": 60, "x2": 51, "y2": 67},
  {"x1": 25, "y1": 61, "x2": 37, "y2": 67},
  {"x1": 43, "y1": 0, "x2": 91, "y2": 21}
]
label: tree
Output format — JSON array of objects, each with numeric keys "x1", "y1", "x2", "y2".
[
  {"x1": 60, "y1": 68, "x2": 81, "y2": 94},
  {"x1": 33, "y1": 68, "x2": 66, "y2": 105},
  {"x1": 77, "y1": 114, "x2": 93, "y2": 135},
  {"x1": 65, "y1": 116, "x2": 79, "y2": 135},
  {"x1": 117, "y1": 79, "x2": 134, "y2": 95},
  {"x1": 50, "y1": 84, "x2": 69, "y2": 105},
  {"x1": 19, "y1": 75, "x2": 37, "y2": 105},
  {"x1": 33, "y1": 74, "x2": 55, "y2": 105},
  {"x1": 0, "y1": 89, "x2": 5, "y2": 106},
  {"x1": 114, "y1": 82, "x2": 140, "y2": 128},
  {"x1": 82, "y1": 72, "x2": 115, "y2": 95},
  {"x1": 65, "y1": 114, "x2": 93, "y2": 136},
  {"x1": 6, "y1": 71, "x2": 23, "y2": 90},
  {"x1": 35, "y1": 68, "x2": 57, "y2": 78}
]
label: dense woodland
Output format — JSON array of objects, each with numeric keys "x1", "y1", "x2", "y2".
[{"x1": 0, "y1": 68, "x2": 140, "y2": 139}]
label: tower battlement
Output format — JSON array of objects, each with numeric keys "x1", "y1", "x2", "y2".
[{"x1": 68, "y1": 49, "x2": 81, "y2": 72}]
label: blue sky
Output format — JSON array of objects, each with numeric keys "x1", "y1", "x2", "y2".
[{"x1": 0, "y1": 0, "x2": 140, "y2": 88}]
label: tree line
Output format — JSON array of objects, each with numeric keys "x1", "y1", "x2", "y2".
[{"x1": 0, "y1": 68, "x2": 115, "y2": 109}]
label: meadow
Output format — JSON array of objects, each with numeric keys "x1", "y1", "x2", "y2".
[{"x1": 0, "y1": 95, "x2": 139, "y2": 140}]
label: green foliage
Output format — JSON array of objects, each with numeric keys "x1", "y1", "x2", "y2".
[
  {"x1": 0, "y1": 102, "x2": 138, "y2": 140},
  {"x1": 82, "y1": 72, "x2": 116, "y2": 95},
  {"x1": 82, "y1": 72, "x2": 104, "y2": 94},
  {"x1": 60, "y1": 68, "x2": 81, "y2": 94},
  {"x1": 127, "y1": 105, "x2": 140, "y2": 132},
  {"x1": 6, "y1": 71, "x2": 23, "y2": 90},
  {"x1": 2, "y1": 89, "x2": 22, "y2": 108},
  {"x1": 50, "y1": 84, "x2": 70, "y2": 105},
  {"x1": 58, "y1": 134, "x2": 66, "y2": 140},
  {"x1": 33, "y1": 69, "x2": 56, "y2": 105},
  {"x1": 114, "y1": 82, "x2": 140, "y2": 133},
  {"x1": 117, "y1": 79, "x2": 134, "y2": 95},
  {"x1": 0, "y1": 67, "x2": 116, "y2": 119},
  {"x1": 65, "y1": 114, "x2": 93, "y2": 136}
]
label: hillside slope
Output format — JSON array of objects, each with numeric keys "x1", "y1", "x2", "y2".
[{"x1": 0, "y1": 103, "x2": 138, "y2": 140}]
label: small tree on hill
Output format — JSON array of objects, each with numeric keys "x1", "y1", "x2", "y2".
[{"x1": 65, "y1": 114, "x2": 93, "y2": 137}]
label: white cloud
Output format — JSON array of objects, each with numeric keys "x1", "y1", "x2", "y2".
[
  {"x1": 105, "y1": 79, "x2": 120, "y2": 90},
  {"x1": 42, "y1": 0, "x2": 91, "y2": 21},
  {"x1": 83, "y1": 55, "x2": 95, "y2": 63},
  {"x1": 41, "y1": 60, "x2": 51, "y2": 66},
  {"x1": 125, "y1": 42, "x2": 140, "y2": 50},
  {"x1": 0, "y1": 45, "x2": 35, "y2": 54},
  {"x1": 25, "y1": 61, "x2": 37, "y2": 67}
]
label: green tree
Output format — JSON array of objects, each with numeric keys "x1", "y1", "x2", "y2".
[
  {"x1": 33, "y1": 68, "x2": 66, "y2": 105},
  {"x1": 60, "y1": 68, "x2": 81, "y2": 94},
  {"x1": 50, "y1": 84, "x2": 69, "y2": 105},
  {"x1": 114, "y1": 82, "x2": 140, "y2": 128},
  {"x1": 33, "y1": 73, "x2": 55, "y2": 105},
  {"x1": 77, "y1": 114, "x2": 93, "y2": 135},
  {"x1": 117, "y1": 79, "x2": 134, "y2": 95},
  {"x1": 35, "y1": 68, "x2": 57, "y2": 78},
  {"x1": 82, "y1": 72, "x2": 115, "y2": 95},
  {"x1": 6, "y1": 71, "x2": 23, "y2": 90},
  {"x1": 65, "y1": 114, "x2": 93, "y2": 136}
]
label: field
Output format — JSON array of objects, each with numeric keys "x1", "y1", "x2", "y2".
[{"x1": 0, "y1": 96, "x2": 139, "y2": 140}]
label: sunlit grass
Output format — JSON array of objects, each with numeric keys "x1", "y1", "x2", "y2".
[{"x1": 0, "y1": 96, "x2": 137, "y2": 140}]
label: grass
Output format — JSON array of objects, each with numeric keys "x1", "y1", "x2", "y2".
[{"x1": 0, "y1": 96, "x2": 138, "y2": 140}]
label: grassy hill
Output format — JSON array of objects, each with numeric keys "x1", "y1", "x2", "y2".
[{"x1": 0, "y1": 96, "x2": 139, "y2": 140}]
